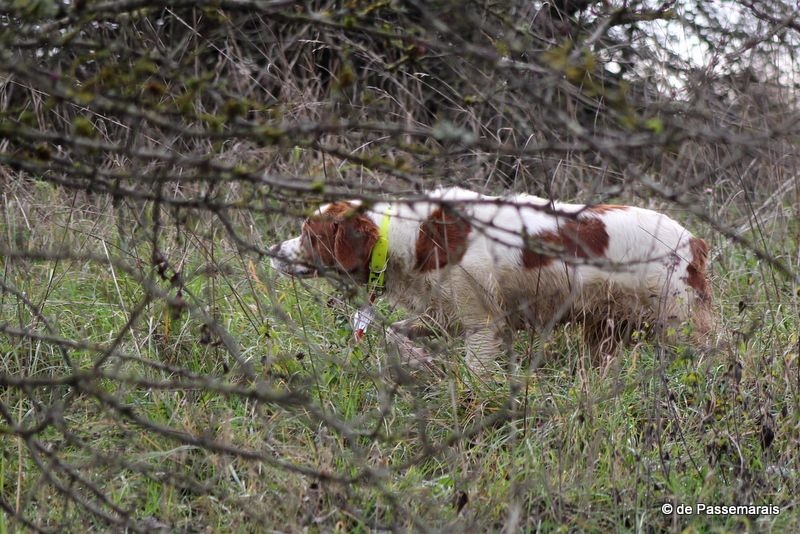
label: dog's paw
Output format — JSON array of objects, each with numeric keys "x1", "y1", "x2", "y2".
[
  {"x1": 385, "y1": 327, "x2": 440, "y2": 375},
  {"x1": 389, "y1": 317, "x2": 435, "y2": 340}
]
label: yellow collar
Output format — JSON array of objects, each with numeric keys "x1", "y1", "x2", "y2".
[{"x1": 368, "y1": 209, "x2": 392, "y2": 295}]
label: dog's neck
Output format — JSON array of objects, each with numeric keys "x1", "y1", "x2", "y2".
[{"x1": 365, "y1": 200, "x2": 438, "y2": 288}]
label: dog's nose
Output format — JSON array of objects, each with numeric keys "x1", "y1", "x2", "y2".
[{"x1": 269, "y1": 244, "x2": 280, "y2": 256}]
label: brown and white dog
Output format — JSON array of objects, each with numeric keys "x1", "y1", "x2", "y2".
[{"x1": 270, "y1": 187, "x2": 712, "y2": 372}]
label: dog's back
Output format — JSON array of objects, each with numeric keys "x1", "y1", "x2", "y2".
[{"x1": 385, "y1": 188, "x2": 712, "y2": 358}]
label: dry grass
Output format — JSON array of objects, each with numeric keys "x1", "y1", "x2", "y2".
[{"x1": 1, "y1": 166, "x2": 798, "y2": 531}]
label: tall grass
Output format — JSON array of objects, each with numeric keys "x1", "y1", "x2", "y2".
[{"x1": 1, "y1": 171, "x2": 798, "y2": 531}]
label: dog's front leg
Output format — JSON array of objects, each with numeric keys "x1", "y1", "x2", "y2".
[
  {"x1": 384, "y1": 327, "x2": 436, "y2": 371},
  {"x1": 390, "y1": 317, "x2": 436, "y2": 340},
  {"x1": 463, "y1": 322, "x2": 505, "y2": 374}
]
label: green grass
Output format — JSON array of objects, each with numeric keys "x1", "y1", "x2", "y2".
[{"x1": 1, "y1": 186, "x2": 798, "y2": 531}]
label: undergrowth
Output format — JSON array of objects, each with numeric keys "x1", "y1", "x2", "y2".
[{"x1": 1, "y1": 180, "x2": 797, "y2": 532}]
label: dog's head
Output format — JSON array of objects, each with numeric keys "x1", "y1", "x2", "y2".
[{"x1": 270, "y1": 202, "x2": 379, "y2": 281}]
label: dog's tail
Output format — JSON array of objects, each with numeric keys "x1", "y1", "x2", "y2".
[{"x1": 687, "y1": 237, "x2": 714, "y2": 338}]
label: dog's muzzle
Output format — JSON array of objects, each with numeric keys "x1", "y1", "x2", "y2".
[{"x1": 270, "y1": 238, "x2": 316, "y2": 277}]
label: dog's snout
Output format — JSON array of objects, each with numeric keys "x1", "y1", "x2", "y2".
[{"x1": 270, "y1": 237, "x2": 314, "y2": 277}]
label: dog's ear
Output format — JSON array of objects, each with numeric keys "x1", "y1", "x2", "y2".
[
  {"x1": 333, "y1": 213, "x2": 379, "y2": 274},
  {"x1": 302, "y1": 218, "x2": 337, "y2": 267}
]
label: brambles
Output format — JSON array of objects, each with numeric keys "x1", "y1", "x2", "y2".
[{"x1": 1, "y1": 1, "x2": 798, "y2": 531}]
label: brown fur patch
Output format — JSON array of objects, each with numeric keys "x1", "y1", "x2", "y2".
[
  {"x1": 301, "y1": 202, "x2": 378, "y2": 279},
  {"x1": 415, "y1": 208, "x2": 471, "y2": 272},
  {"x1": 686, "y1": 237, "x2": 711, "y2": 302},
  {"x1": 522, "y1": 217, "x2": 610, "y2": 268},
  {"x1": 521, "y1": 232, "x2": 561, "y2": 268},
  {"x1": 323, "y1": 202, "x2": 356, "y2": 218},
  {"x1": 587, "y1": 204, "x2": 627, "y2": 214}
]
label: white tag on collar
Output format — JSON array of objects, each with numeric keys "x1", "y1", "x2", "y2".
[{"x1": 352, "y1": 305, "x2": 376, "y2": 342}]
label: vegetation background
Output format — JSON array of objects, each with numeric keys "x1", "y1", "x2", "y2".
[{"x1": 1, "y1": 0, "x2": 798, "y2": 531}]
